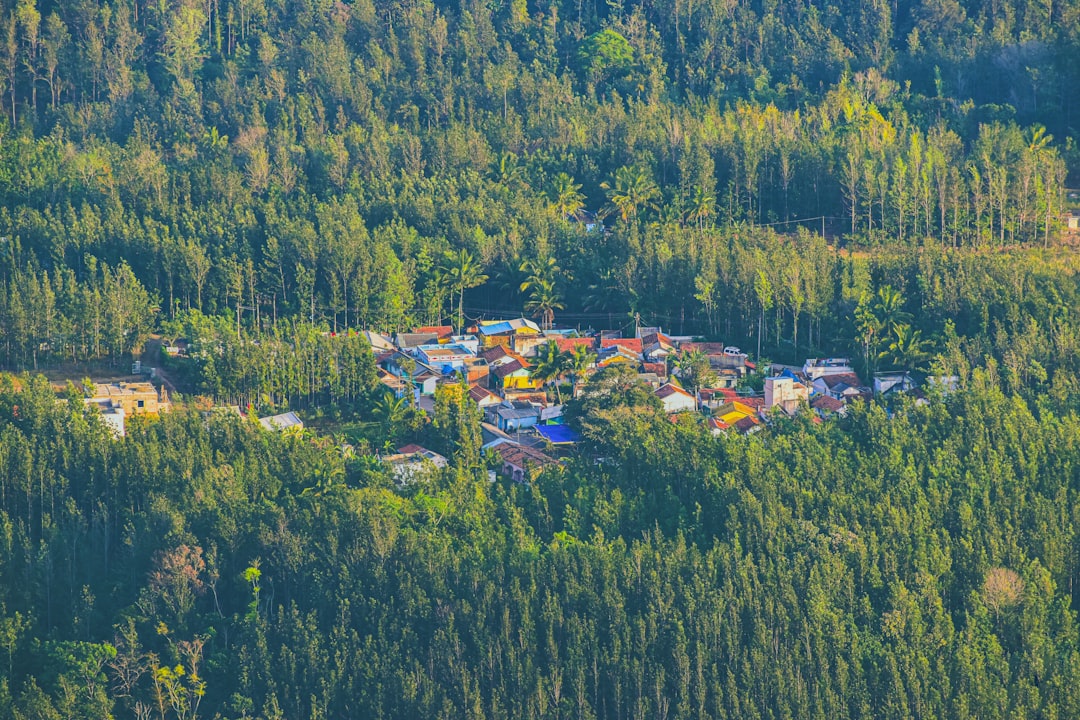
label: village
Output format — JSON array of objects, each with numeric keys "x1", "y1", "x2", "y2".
[{"x1": 73, "y1": 316, "x2": 951, "y2": 486}]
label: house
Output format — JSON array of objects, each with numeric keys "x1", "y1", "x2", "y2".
[
  {"x1": 712, "y1": 400, "x2": 761, "y2": 427},
  {"x1": 88, "y1": 381, "x2": 170, "y2": 416},
  {"x1": 699, "y1": 387, "x2": 739, "y2": 410},
  {"x1": 490, "y1": 355, "x2": 542, "y2": 392},
  {"x1": 640, "y1": 333, "x2": 676, "y2": 362},
  {"x1": 803, "y1": 358, "x2": 855, "y2": 379},
  {"x1": 597, "y1": 347, "x2": 640, "y2": 368},
  {"x1": 600, "y1": 337, "x2": 644, "y2": 356},
  {"x1": 416, "y1": 343, "x2": 476, "y2": 373},
  {"x1": 379, "y1": 352, "x2": 443, "y2": 395},
  {"x1": 468, "y1": 384, "x2": 502, "y2": 409},
  {"x1": 493, "y1": 443, "x2": 557, "y2": 482},
  {"x1": 810, "y1": 395, "x2": 846, "y2": 417},
  {"x1": 655, "y1": 383, "x2": 697, "y2": 414},
  {"x1": 395, "y1": 331, "x2": 441, "y2": 348},
  {"x1": 554, "y1": 337, "x2": 598, "y2": 354},
  {"x1": 488, "y1": 400, "x2": 543, "y2": 432},
  {"x1": 384, "y1": 444, "x2": 448, "y2": 484},
  {"x1": 85, "y1": 400, "x2": 126, "y2": 438},
  {"x1": 259, "y1": 411, "x2": 304, "y2": 432},
  {"x1": 413, "y1": 325, "x2": 455, "y2": 341},
  {"x1": 642, "y1": 361, "x2": 668, "y2": 378},
  {"x1": 361, "y1": 331, "x2": 396, "y2": 352},
  {"x1": 449, "y1": 334, "x2": 481, "y2": 354},
  {"x1": 680, "y1": 344, "x2": 750, "y2": 374},
  {"x1": 811, "y1": 373, "x2": 867, "y2": 401},
  {"x1": 764, "y1": 372, "x2": 810, "y2": 415},
  {"x1": 1065, "y1": 213, "x2": 1080, "y2": 232},
  {"x1": 873, "y1": 371, "x2": 919, "y2": 396},
  {"x1": 476, "y1": 318, "x2": 542, "y2": 348}
]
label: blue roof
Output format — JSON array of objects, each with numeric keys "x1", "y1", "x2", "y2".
[{"x1": 535, "y1": 424, "x2": 580, "y2": 444}]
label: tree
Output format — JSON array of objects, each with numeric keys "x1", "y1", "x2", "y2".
[
  {"x1": 673, "y1": 348, "x2": 714, "y2": 395},
  {"x1": 437, "y1": 249, "x2": 487, "y2": 333},
  {"x1": 879, "y1": 323, "x2": 931, "y2": 370},
  {"x1": 601, "y1": 165, "x2": 661, "y2": 224},
  {"x1": 548, "y1": 173, "x2": 585, "y2": 219},
  {"x1": 753, "y1": 269, "x2": 773, "y2": 359},
  {"x1": 524, "y1": 277, "x2": 564, "y2": 331},
  {"x1": 567, "y1": 344, "x2": 597, "y2": 396},
  {"x1": 532, "y1": 340, "x2": 568, "y2": 403}
]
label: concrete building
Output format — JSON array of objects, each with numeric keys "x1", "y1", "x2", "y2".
[{"x1": 764, "y1": 374, "x2": 809, "y2": 415}]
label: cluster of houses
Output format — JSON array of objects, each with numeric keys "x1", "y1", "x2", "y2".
[
  {"x1": 363, "y1": 319, "x2": 948, "y2": 480},
  {"x1": 77, "y1": 317, "x2": 944, "y2": 484}
]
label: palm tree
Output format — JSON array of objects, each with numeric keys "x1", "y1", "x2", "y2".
[
  {"x1": 373, "y1": 392, "x2": 407, "y2": 435},
  {"x1": 438, "y1": 249, "x2": 488, "y2": 333},
  {"x1": 518, "y1": 256, "x2": 561, "y2": 294},
  {"x1": 524, "y1": 278, "x2": 564, "y2": 331},
  {"x1": 879, "y1": 324, "x2": 931, "y2": 371},
  {"x1": 673, "y1": 348, "x2": 714, "y2": 396},
  {"x1": 549, "y1": 172, "x2": 585, "y2": 219},
  {"x1": 601, "y1": 165, "x2": 660, "y2": 224},
  {"x1": 567, "y1": 344, "x2": 597, "y2": 396},
  {"x1": 532, "y1": 341, "x2": 568, "y2": 403},
  {"x1": 686, "y1": 185, "x2": 716, "y2": 230},
  {"x1": 873, "y1": 285, "x2": 912, "y2": 334}
]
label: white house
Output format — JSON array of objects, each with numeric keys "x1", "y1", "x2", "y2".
[{"x1": 655, "y1": 383, "x2": 697, "y2": 414}]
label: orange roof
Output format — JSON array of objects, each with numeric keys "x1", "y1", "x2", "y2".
[
  {"x1": 413, "y1": 325, "x2": 454, "y2": 339},
  {"x1": 655, "y1": 383, "x2": 693, "y2": 400},
  {"x1": 555, "y1": 337, "x2": 597, "y2": 353},
  {"x1": 601, "y1": 338, "x2": 643, "y2": 353}
]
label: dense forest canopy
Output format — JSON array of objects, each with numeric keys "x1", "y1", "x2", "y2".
[
  {"x1": 0, "y1": 0, "x2": 1077, "y2": 361},
  {"x1": 2, "y1": 0, "x2": 1080, "y2": 717}
]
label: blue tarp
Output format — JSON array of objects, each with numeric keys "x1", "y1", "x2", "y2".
[{"x1": 535, "y1": 424, "x2": 580, "y2": 444}]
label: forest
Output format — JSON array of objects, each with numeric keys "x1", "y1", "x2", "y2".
[{"x1": 2, "y1": 0, "x2": 1080, "y2": 716}]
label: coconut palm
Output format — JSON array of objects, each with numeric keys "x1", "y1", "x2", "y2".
[
  {"x1": 524, "y1": 278, "x2": 565, "y2": 331},
  {"x1": 673, "y1": 348, "x2": 715, "y2": 396},
  {"x1": 532, "y1": 341, "x2": 568, "y2": 403},
  {"x1": 437, "y1": 249, "x2": 488, "y2": 333},
  {"x1": 567, "y1": 344, "x2": 597, "y2": 395},
  {"x1": 549, "y1": 172, "x2": 585, "y2": 218},
  {"x1": 601, "y1": 165, "x2": 661, "y2": 224},
  {"x1": 879, "y1": 324, "x2": 931, "y2": 371}
]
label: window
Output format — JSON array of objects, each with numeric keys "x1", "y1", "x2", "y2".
[{"x1": 137, "y1": 400, "x2": 145, "y2": 408}]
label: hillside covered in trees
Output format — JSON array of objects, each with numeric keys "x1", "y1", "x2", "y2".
[{"x1": 3, "y1": 0, "x2": 1080, "y2": 717}]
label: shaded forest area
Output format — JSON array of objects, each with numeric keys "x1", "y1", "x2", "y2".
[{"x1": 3, "y1": 370, "x2": 1080, "y2": 718}]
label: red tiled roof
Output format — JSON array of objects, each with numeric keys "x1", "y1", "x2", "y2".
[
  {"x1": 493, "y1": 359, "x2": 529, "y2": 378},
  {"x1": 709, "y1": 417, "x2": 730, "y2": 430},
  {"x1": 555, "y1": 337, "x2": 597, "y2": 353},
  {"x1": 480, "y1": 345, "x2": 511, "y2": 362},
  {"x1": 468, "y1": 384, "x2": 497, "y2": 402},
  {"x1": 733, "y1": 416, "x2": 760, "y2": 433},
  {"x1": 601, "y1": 338, "x2": 643, "y2": 353},
  {"x1": 495, "y1": 443, "x2": 556, "y2": 468},
  {"x1": 700, "y1": 387, "x2": 738, "y2": 401},
  {"x1": 642, "y1": 362, "x2": 667, "y2": 376},
  {"x1": 413, "y1": 325, "x2": 454, "y2": 339},
  {"x1": 655, "y1": 383, "x2": 693, "y2": 399},
  {"x1": 738, "y1": 397, "x2": 765, "y2": 410},
  {"x1": 819, "y1": 373, "x2": 863, "y2": 389},
  {"x1": 641, "y1": 332, "x2": 674, "y2": 347},
  {"x1": 397, "y1": 443, "x2": 429, "y2": 454},
  {"x1": 811, "y1": 395, "x2": 845, "y2": 412}
]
